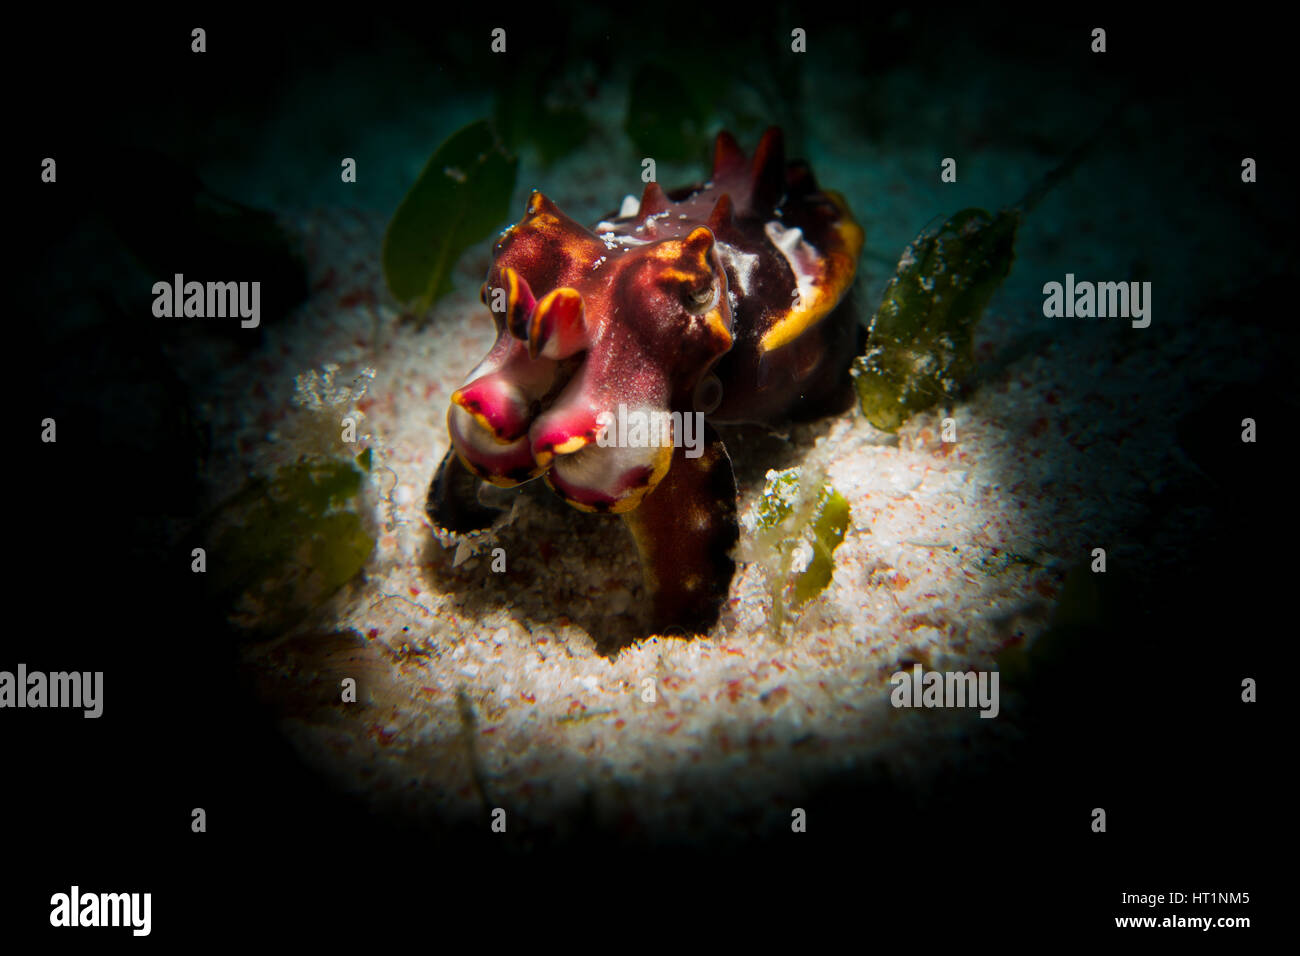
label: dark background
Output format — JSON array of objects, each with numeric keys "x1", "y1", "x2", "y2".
[{"x1": 7, "y1": 5, "x2": 1289, "y2": 941}]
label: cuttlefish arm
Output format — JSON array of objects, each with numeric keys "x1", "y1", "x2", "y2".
[
  {"x1": 621, "y1": 422, "x2": 738, "y2": 634},
  {"x1": 429, "y1": 425, "x2": 739, "y2": 635},
  {"x1": 425, "y1": 447, "x2": 506, "y2": 534}
]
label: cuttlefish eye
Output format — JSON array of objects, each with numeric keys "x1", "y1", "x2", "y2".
[{"x1": 685, "y1": 279, "x2": 716, "y2": 313}]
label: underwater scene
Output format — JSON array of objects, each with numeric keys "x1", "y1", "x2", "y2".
[{"x1": 11, "y1": 5, "x2": 1288, "y2": 941}]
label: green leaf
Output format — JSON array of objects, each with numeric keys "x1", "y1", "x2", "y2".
[
  {"x1": 382, "y1": 120, "x2": 517, "y2": 316},
  {"x1": 529, "y1": 105, "x2": 592, "y2": 166},
  {"x1": 492, "y1": 72, "x2": 591, "y2": 166},
  {"x1": 755, "y1": 466, "x2": 802, "y2": 529},
  {"x1": 750, "y1": 467, "x2": 852, "y2": 628},
  {"x1": 852, "y1": 208, "x2": 1019, "y2": 432},
  {"x1": 995, "y1": 565, "x2": 1128, "y2": 696},
  {"x1": 624, "y1": 63, "x2": 710, "y2": 163},
  {"x1": 208, "y1": 456, "x2": 375, "y2": 636},
  {"x1": 792, "y1": 489, "x2": 851, "y2": 606}
]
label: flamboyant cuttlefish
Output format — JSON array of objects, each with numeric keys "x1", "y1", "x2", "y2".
[{"x1": 428, "y1": 127, "x2": 863, "y2": 634}]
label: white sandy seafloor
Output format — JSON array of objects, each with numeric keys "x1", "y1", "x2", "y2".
[{"x1": 181, "y1": 64, "x2": 1269, "y2": 840}]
